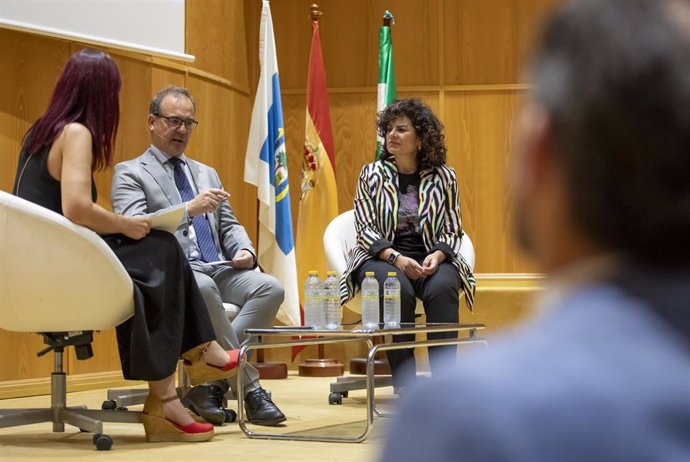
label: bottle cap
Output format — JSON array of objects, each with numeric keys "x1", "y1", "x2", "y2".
[
  {"x1": 308, "y1": 270, "x2": 318, "y2": 276},
  {"x1": 327, "y1": 270, "x2": 336, "y2": 276},
  {"x1": 387, "y1": 271, "x2": 397, "y2": 277},
  {"x1": 365, "y1": 271, "x2": 375, "y2": 276}
]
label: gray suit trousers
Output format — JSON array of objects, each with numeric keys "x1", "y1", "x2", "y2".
[{"x1": 192, "y1": 263, "x2": 284, "y2": 397}]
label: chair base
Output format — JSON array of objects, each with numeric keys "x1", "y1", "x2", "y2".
[
  {"x1": 0, "y1": 371, "x2": 141, "y2": 451},
  {"x1": 328, "y1": 374, "x2": 393, "y2": 405}
]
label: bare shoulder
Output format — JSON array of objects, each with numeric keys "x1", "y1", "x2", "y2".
[
  {"x1": 58, "y1": 123, "x2": 93, "y2": 164},
  {"x1": 58, "y1": 123, "x2": 92, "y2": 148}
]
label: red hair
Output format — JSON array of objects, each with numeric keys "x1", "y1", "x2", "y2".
[{"x1": 25, "y1": 48, "x2": 121, "y2": 171}]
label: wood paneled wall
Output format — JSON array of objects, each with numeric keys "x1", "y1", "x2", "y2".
[
  {"x1": 0, "y1": 0, "x2": 254, "y2": 382},
  {"x1": 0, "y1": 0, "x2": 556, "y2": 385},
  {"x1": 246, "y1": 0, "x2": 556, "y2": 277}
]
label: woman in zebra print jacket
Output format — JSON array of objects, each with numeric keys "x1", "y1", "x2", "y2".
[{"x1": 339, "y1": 98, "x2": 476, "y2": 390}]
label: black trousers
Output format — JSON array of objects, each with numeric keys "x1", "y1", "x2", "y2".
[
  {"x1": 353, "y1": 259, "x2": 460, "y2": 387},
  {"x1": 105, "y1": 230, "x2": 216, "y2": 381}
]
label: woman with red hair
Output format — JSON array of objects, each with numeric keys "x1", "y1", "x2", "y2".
[{"x1": 12, "y1": 48, "x2": 236, "y2": 443}]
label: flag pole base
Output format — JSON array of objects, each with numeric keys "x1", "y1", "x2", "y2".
[
  {"x1": 255, "y1": 362, "x2": 288, "y2": 379},
  {"x1": 348, "y1": 357, "x2": 391, "y2": 376},
  {"x1": 298, "y1": 358, "x2": 344, "y2": 377}
]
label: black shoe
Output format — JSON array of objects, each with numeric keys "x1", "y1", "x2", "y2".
[
  {"x1": 244, "y1": 388, "x2": 286, "y2": 426},
  {"x1": 224, "y1": 408, "x2": 237, "y2": 423},
  {"x1": 181, "y1": 384, "x2": 227, "y2": 426}
]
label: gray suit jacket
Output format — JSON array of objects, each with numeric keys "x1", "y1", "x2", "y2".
[{"x1": 111, "y1": 148, "x2": 255, "y2": 263}]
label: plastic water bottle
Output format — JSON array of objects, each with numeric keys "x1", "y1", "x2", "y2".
[
  {"x1": 323, "y1": 271, "x2": 341, "y2": 330},
  {"x1": 303, "y1": 271, "x2": 324, "y2": 329},
  {"x1": 383, "y1": 271, "x2": 401, "y2": 328},
  {"x1": 361, "y1": 271, "x2": 380, "y2": 329}
]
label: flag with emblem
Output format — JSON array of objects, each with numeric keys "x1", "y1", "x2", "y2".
[
  {"x1": 244, "y1": 0, "x2": 299, "y2": 326},
  {"x1": 292, "y1": 10, "x2": 339, "y2": 358}
]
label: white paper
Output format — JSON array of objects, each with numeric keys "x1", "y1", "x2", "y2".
[
  {"x1": 205, "y1": 260, "x2": 234, "y2": 266},
  {"x1": 149, "y1": 205, "x2": 185, "y2": 234}
]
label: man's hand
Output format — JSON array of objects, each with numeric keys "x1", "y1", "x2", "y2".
[
  {"x1": 187, "y1": 188, "x2": 230, "y2": 217},
  {"x1": 422, "y1": 250, "x2": 446, "y2": 276},
  {"x1": 230, "y1": 249, "x2": 254, "y2": 269}
]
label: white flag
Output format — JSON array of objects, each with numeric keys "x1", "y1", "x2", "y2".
[{"x1": 244, "y1": 0, "x2": 299, "y2": 326}]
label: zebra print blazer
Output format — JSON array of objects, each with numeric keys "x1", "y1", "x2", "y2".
[{"x1": 339, "y1": 158, "x2": 476, "y2": 310}]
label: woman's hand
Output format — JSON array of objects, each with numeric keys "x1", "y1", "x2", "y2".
[
  {"x1": 422, "y1": 250, "x2": 446, "y2": 276},
  {"x1": 396, "y1": 255, "x2": 427, "y2": 280},
  {"x1": 121, "y1": 216, "x2": 151, "y2": 240}
]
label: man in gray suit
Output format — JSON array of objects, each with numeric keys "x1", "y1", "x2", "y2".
[
  {"x1": 111, "y1": 86, "x2": 286, "y2": 427},
  {"x1": 381, "y1": 0, "x2": 690, "y2": 461}
]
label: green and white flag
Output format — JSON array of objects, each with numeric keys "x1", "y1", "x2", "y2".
[{"x1": 376, "y1": 10, "x2": 397, "y2": 160}]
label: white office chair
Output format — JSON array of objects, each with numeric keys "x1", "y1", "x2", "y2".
[
  {"x1": 322, "y1": 209, "x2": 478, "y2": 402},
  {"x1": 323, "y1": 209, "x2": 476, "y2": 313},
  {"x1": 0, "y1": 190, "x2": 140, "y2": 450}
]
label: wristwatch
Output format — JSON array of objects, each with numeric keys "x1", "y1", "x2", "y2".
[{"x1": 386, "y1": 251, "x2": 401, "y2": 265}]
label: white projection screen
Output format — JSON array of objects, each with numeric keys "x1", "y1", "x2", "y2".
[{"x1": 0, "y1": 0, "x2": 194, "y2": 62}]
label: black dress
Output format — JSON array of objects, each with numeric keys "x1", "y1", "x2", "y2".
[{"x1": 13, "y1": 144, "x2": 216, "y2": 381}]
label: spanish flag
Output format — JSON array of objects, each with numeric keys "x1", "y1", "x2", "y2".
[{"x1": 294, "y1": 14, "x2": 338, "y2": 347}]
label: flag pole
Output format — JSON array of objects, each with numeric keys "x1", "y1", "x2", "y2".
[
  {"x1": 310, "y1": 3, "x2": 321, "y2": 21},
  {"x1": 346, "y1": 9, "x2": 398, "y2": 376},
  {"x1": 310, "y1": 1, "x2": 328, "y2": 365},
  {"x1": 295, "y1": 3, "x2": 345, "y2": 378}
]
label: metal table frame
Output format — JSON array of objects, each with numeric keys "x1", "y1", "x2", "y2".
[{"x1": 237, "y1": 323, "x2": 487, "y2": 443}]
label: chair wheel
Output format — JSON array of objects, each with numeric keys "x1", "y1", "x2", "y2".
[
  {"x1": 341, "y1": 391, "x2": 349, "y2": 398},
  {"x1": 328, "y1": 392, "x2": 343, "y2": 405},
  {"x1": 101, "y1": 400, "x2": 117, "y2": 411},
  {"x1": 93, "y1": 433, "x2": 113, "y2": 450}
]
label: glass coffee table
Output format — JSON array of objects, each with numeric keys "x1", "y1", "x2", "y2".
[{"x1": 237, "y1": 322, "x2": 487, "y2": 443}]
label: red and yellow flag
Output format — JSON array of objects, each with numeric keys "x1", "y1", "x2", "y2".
[{"x1": 293, "y1": 16, "x2": 338, "y2": 357}]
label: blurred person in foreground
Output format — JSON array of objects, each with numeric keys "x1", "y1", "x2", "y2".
[{"x1": 380, "y1": 0, "x2": 690, "y2": 460}]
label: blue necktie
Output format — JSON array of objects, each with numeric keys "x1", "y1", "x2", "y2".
[{"x1": 168, "y1": 157, "x2": 219, "y2": 263}]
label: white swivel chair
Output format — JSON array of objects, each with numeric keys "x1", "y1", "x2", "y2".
[
  {"x1": 322, "y1": 209, "x2": 478, "y2": 402},
  {"x1": 323, "y1": 209, "x2": 476, "y2": 314},
  {"x1": 0, "y1": 190, "x2": 140, "y2": 450}
]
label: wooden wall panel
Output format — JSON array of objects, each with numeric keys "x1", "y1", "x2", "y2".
[
  {"x1": 443, "y1": 0, "x2": 557, "y2": 84},
  {"x1": 186, "y1": 0, "x2": 249, "y2": 88},
  {"x1": 0, "y1": 31, "x2": 72, "y2": 381},
  {"x1": 0, "y1": 0, "x2": 253, "y2": 384},
  {"x1": 150, "y1": 66, "x2": 186, "y2": 95},
  {"x1": 244, "y1": 0, "x2": 554, "y2": 276},
  {"x1": 0, "y1": 0, "x2": 554, "y2": 386},
  {"x1": 247, "y1": 0, "x2": 440, "y2": 90},
  {"x1": 185, "y1": 76, "x2": 255, "y2": 237},
  {"x1": 444, "y1": 90, "x2": 535, "y2": 273},
  {"x1": 0, "y1": 29, "x2": 69, "y2": 195}
]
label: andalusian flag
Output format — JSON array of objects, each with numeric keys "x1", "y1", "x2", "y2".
[
  {"x1": 244, "y1": 0, "x2": 300, "y2": 326},
  {"x1": 376, "y1": 10, "x2": 397, "y2": 159},
  {"x1": 294, "y1": 12, "x2": 338, "y2": 340}
]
